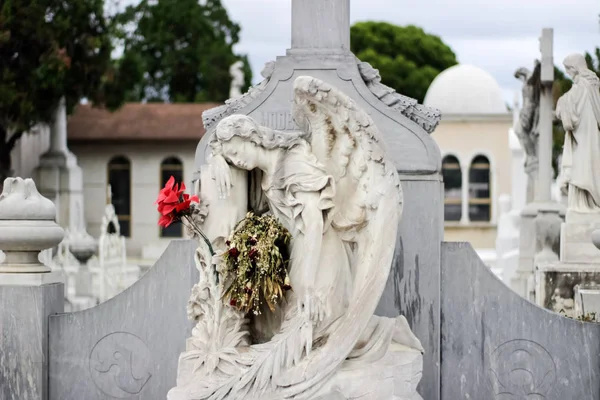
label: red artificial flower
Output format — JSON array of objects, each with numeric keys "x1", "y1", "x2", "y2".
[
  {"x1": 156, "y1": 176, "x2": 180, "y2": 216},
  {"x1": 158, "y1": 213, "x2": 175, "y2": 228},
  {"x1": 154, "y1": 175, "x2": 201, "y2": 228},
  {"x1": 229, "y1": 298, "x2": 238, "y2": 307},
  {"x1": 228, "y1": 247, "x2": 240, "y2": 258},
  {"x1": 175, "y1": 193, "x2": 200, "y2": 213}
]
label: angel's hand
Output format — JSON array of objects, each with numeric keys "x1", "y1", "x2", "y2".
[
  {"x1": 297, "y1": 289, "x2": 327, "y2": 355},
  {"x1": 210, "y1": 154, "x2": 232, "y2": 199}
]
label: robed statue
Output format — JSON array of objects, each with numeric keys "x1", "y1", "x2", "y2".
[
  {"x1": 556, "y1": 54, "x2": 600, "y2": 212},
  {"x1": 168, "y1": 76, "x2": 424, "y2": 400}
]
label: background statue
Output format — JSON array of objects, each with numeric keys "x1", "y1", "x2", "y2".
[
  {"x1": 229, "y1": 60, "x2": 245, "y2": 99},
  {"x1": 170, "y1": 76, "x2": 423, "y2": 400},
  {"x1": 556, "y1": 53, "x2": 600, "y2": 213},
  {"x1": 514, "y1": 60, "x2": 542, "y2": 203}
]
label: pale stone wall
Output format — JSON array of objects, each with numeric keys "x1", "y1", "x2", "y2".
[
  {"x1": 432, "y1": 116, "x2": 512, "y2": 248},
  {"x1": 69, "y1": 141, "x2": 197, "y2": 258}
]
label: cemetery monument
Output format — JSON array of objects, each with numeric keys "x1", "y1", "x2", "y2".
[
  {"x1": 3, "y1": 2, "x2": 600, "y2": 400},
  {"x1": 169, "y1": 76, "x2": 425, "y2": 400},
  {"x1": 535, "y1": 52, "x2": 600, "y2": 315},
  {"x1": 513, "y1": 28, "x2": 564, "y2": 298}
]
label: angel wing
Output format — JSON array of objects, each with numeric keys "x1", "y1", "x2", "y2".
[
  {"x1": 291, "y1": 76, "x2": 397, "y2": 237},
  {"x1": 274, "y1": 76, "x2": 404, "y2": 395}
]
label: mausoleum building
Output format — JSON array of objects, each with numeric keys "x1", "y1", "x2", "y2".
[
  {"x1": 63, "y1": 103, "x2": 217, "y2": 265},
  {"x1": 424, "y1": 64, "x2": 512, "y2": 259}
]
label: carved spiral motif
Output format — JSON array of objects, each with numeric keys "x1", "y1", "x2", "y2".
[{"x1": 89, "y1": 332, "x2": 153, "y2": 398}]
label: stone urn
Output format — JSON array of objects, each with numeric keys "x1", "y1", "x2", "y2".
[
  {"x1": 0, "y1": 178, "x2": 64, "y2": 273},
  {"x1": 69, "y1": 230, "x2": 97, "y2": 265}
]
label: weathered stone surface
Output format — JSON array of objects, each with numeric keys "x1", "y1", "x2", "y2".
[
  {"x1": 574, "y1": 284, "x2": 600, "y2": 318},
  {"x1": 442, "y1": 242, "x2": 600, "y2": 399},
  {"x1": 536, "y1": 262, "x2": 600, "y2": 317},
  {"x1": 196, "y1": 56, "x2": 442, "y2": 174},
  {"x1": 560, "y1": 221, "x2": 600, "y2": 264},
  {"x1": 0, "y1": 282, "x2": 63, "y2": 400},
  {"x1": 48, "y1": 240, "x2": 198, "y2": 399},
  {"x1": 376, "y1": 178, "x2": 443, "y2": 400}
]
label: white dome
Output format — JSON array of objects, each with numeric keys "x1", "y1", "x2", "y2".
[{"x1": 424, "y1": 64, "x2": 507, "y2": 115}]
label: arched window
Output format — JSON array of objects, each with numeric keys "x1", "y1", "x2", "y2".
[
  {"x1": 160, "y1": 156, "x2": 184, "y2": 238},
  {"x1": 469, "y1": 155, "x2": 491, "y2": 222},
  {"x1": 107, "y1": 156, "x2": 131, "y2": 237},
  {"x1": 442, "y1": 155, "x2": 462, "y2": 221}
]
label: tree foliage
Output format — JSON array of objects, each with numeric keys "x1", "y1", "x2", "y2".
[
  {"x1": 0, "y1": 0, "x2": 127, "y2": 181},
  {"x1": 350, "y1": 22, "x2": 458, "y2": 103},
  {"x1": 115, "y1": 0, "x2": 251, "y2": 103}
]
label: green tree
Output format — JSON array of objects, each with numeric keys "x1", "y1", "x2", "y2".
[
  {"x1": 350, "y1": 22, "x2": 458, "y2": 103},
  {"x1": 0, "y1": 0, "x2": 129, "y2": 184},
  {"x1": 115, "y1": 0, "x2": 251, "y2": 103}
]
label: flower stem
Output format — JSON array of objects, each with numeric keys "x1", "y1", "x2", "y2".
[{"x1": 182, "y1": 216, "x2": 219, "y2": 285}]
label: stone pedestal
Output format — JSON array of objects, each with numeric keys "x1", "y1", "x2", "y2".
[
  {"x1": 513, "y1": 202, "x2": 564, "y2": 298},
  {"x1": 535, "y1": 263, "x2": 600, "y2": 317},
  {"x1": 0, "y1": 177, "x2": 65, "y2": 400},
  {"x1": 535, "y1": 212, "x2": 600, "y2": 317},
  {"x1": 560, "y1": 211, "x2": 600, "y2": 264},
  {"x1": 0, "y1": 281, "x2": 64, "y2": 400}
]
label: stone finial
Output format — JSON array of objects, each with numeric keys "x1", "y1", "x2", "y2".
[
  {"x1": 0, "y1": 177, "x2": 64, "y2": 273},
  {"x1": 0, "y1": 177, "x2": 57, "y2": 220}
]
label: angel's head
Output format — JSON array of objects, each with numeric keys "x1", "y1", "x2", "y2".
[{"x1": 212, "y1": 114, "x2": 306, "y2": 171}]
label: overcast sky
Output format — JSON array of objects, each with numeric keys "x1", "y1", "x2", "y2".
[{"x1": 220, "y1": 0, "x2": 600, "y2": 105}]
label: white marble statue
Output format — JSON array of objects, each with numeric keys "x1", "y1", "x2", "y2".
[
  {"x1": 229, "y1": 60, "x2": 245, "y2": 99},
  {"x1": 169, "y1": 76, "x2": 424, "y2": 400},
  {"x1": 556, "y1": 54, "x2": 600, "y2": 212}
]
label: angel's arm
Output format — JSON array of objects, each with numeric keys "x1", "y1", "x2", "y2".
[
  {"x1": 294, "y1": 191, "x2": 326, "y2": 322},
  {"x1": 209, "y1": 153, "x2": 232, "y2": 199}
]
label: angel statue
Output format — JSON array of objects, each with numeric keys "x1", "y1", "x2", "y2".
[
  {"x1": 169, "y1": 76, "x2": 424, "y2": 400},
  {"x1": 514, "y1": 61, "x2": 541, "y2": 203}
]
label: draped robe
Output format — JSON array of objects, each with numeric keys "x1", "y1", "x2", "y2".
[{"x1": 557, "y1": 73, "x2": 600, "y2": 211}]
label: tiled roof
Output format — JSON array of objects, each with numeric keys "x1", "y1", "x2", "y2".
[{"x1": 67, "y1": 102, "x2": 221, "y2": 141}]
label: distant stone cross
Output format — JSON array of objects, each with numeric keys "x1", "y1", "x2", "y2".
[
  {"x1": 536, "y1": 28, "x2": 554, "y2": 203},
  {"x1": 539, "y1": 29, "x2": 554, "y2": 83}
]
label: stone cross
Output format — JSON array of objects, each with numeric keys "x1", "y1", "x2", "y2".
[
  {"x1": 290, "y1": 0, "x2": 350, "y2": 54},
  {"x1": 536, "y1": 28, "x2": 554, "y2": 203}
]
